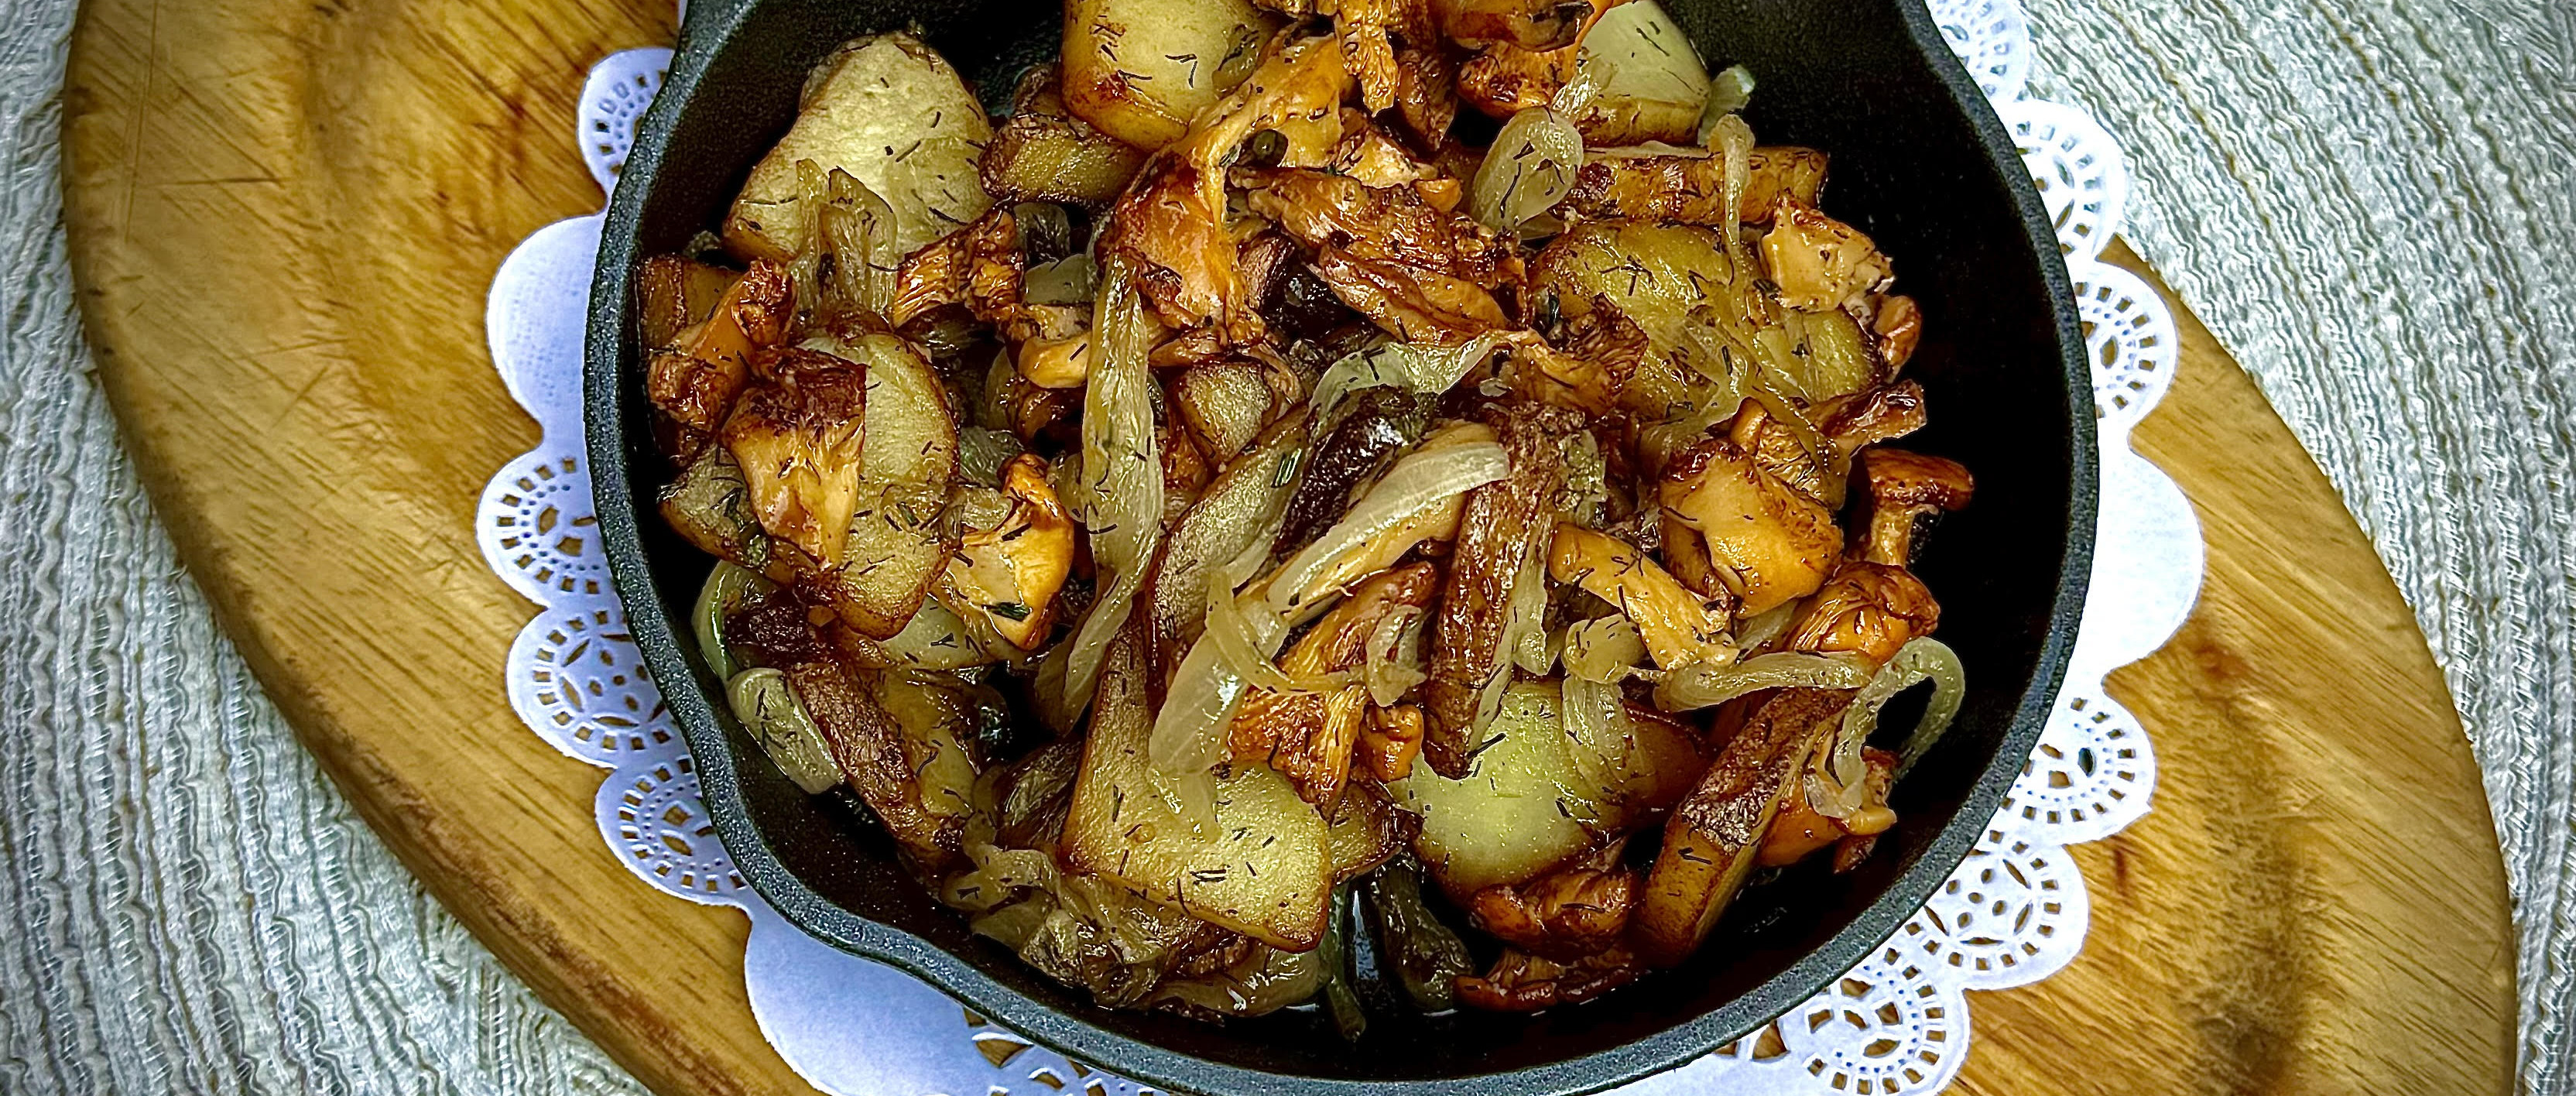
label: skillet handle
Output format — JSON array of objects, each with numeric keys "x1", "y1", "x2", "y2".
[{"x1": 677, "y1": 0, "x2": 757, "y2": 55}]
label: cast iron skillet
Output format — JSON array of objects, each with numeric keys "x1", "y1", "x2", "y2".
[{"x1": 588, "y1": 0, "x2": 2095, "y2": 1091}]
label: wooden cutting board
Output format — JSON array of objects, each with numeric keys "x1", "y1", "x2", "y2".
[{"x1": 58, "y1": 0, "x2": 2517, "y2": 1091}]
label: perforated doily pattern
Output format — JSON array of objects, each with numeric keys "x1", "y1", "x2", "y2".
[{"x1": 475, "y1": 7, "x2": 2200, "y2": 1093}]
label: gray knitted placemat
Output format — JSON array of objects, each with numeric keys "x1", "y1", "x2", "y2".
[
  {"x1": 2016, "y1": 1, "x2": 2576, "y2": 1085},
  {"x1": 2, "y1": 2, "x2": 2568, "y2": 1094}
]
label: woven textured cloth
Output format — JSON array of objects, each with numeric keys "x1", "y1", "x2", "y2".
[
  {"x1": 1, "y1": 2, "x2": 2569, "y2": 1096},
  {"x1": 2015, "y1": 2, "x2": 2576, "y2": 1084},
  {"x1": 0, "y1": 6, "x2": 643, "y2": 1095}
]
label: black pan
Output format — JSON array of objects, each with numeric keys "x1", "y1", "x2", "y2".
[{"x1": 587, "y1": 0, "x2": 2094, "y2": 1091}]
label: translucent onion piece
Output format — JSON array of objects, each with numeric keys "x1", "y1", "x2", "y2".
[
  {"x1": 1802, "y1": 758, "x2": 1870, "y2": 821},
  {"x1": 1024, "y1": 252, "x2": 1099, "y2": 306},
  {"x1": 1149, "y1": 635, "x2": 1250, "y2": 776},
  {"x1": 1148, "y1": 938, "x2": 1326, "y2": 1019},
  {"x1": 1032, "y1": 629, "x2": 1084, "y2": 732},
  {"x1": 1652, "y1": 649, "x2": 1875, "y2": 712},
  {"x1": 1310, "y1": 332, "x2": 1515, "y2": 423},
  {"x1": 1847, "y1": 637, "x2": 1968, "y2": 779},
  {"x1": 1564, "y1": 615, "x2": 1648, "y2": 683},
  {"x1": 1504, "y1": 547, "x2": 1553, "y2": 676},
  {"x1": 955, "y1": 426, "x2": 1026, "y2": 488},
  {"x1": 1469, "y1": 108, "x2": 1584, "y2": 234},
  {"x1": 1733, "y1": 599, "x2": 1800, "y2": 652},
  {"x1": 691, "y1": 561, "x2": 773, "y2": 681},
  {"x1": 1708, "y1": 112, "x2": 1756, "y2": 262},
  {"x1": 884, "y1": 598, "x2": 1009, "y2": 670},
  {"x1": 1700, "y1": 65, "x2": 1756, "y2": 135},
  {"x1": 1561, "y1": 673, "x2": 1637, "y2": 801},
  {"x1": 1264, "y1": 440, "x2": 1509, "y2": 618},
  {"x1": 1208, "y1": 580, "x2": 1347, "y2": 694},
  {"x1": 1362, "y1": 607, "x2": 1430, "y2": 706},
  {"x1": 1577, "y1": 0, "x2": 1710, "y2": 122},
  {"x1": 1063, "y1": 264, "x2": 1166, "y2": 713},
  {"x1": 724, "y1": 668, "x2": 843, "y2": 794},
  {"x1": 1550, "y1": 47, "x2": 1619, "y2": 117},
  {"x1": 1144, "y1": 484, "x2": 1301, "y2": 821}
]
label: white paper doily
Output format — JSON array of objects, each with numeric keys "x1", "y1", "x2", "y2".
[{"x1": 476, "y1": 7, "x2": 2201, "y2": 1091}]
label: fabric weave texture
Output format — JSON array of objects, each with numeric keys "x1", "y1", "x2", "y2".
[{"x1": 2, "y1": 0, "x2": 2570, "y2": 1093}]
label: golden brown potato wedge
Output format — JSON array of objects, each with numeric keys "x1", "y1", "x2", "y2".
[
  {"x1": 1423, "y1": 402, "x2": 1578, "y2": 774},
  {"x1": 1170, "y1": 361, "x2": 1283, "y2": 464},
  {"x1": 1632, "y1": 687, "x2": 1852, "y2": 967},
  {"x1": 1566, "y1": 0, "x2": 1708, "y2": 146},
  {"x1": 724, "y1": 33, "x2": 993, "y2": 264},
  {"x1": 1555, "y1": 146, "x2": 1828, "y2": 226},
  {"x1": 636, "y1": 255, "x2": 743, "y2": 350},
  {"x1": 1060, "y1": 0, "x2": 1278, "y2": 150},
  {"x1": 659, "y1": 446, "x2": 778, "y2": 574},
  {"x1": 1064, "y1": 630, "x2": 1336, "y2": 950},
  {"x1": 795, "y1": 332, "x2": 960, "y2": 638},
  {"x1": 981, "y1": 65, "x2": 1151, "y2": 209},
  {"x1": 790, "y1": 659, "x2": 957, "y2": 865},
  {"x1": 1326, "y1": 779, "x2": 1413, "y2": 883},
  {"x1": 864, "y1": 670, "x2": 988, "y2": 834},
  {"x1": 1391, "y1": 680, "x2": 1704, "y2": 900}
]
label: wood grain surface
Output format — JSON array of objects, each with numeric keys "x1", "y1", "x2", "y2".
[{"x1": 57, "y1": 0, "x2": 2516, "y2": 1091}]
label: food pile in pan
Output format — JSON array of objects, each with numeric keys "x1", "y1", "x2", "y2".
[{"x1": 643, "y1": 0, "x2": 1971, "y2": 1028}]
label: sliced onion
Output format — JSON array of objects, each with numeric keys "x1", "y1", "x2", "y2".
[
  {"x1": 1263, "y1": 440, "x2": 1509, "y2": 618},
  {"x1": 1807, "y1": 638, "x2": 1966, "y2": 818},
  {"x1": 1653, "y1": 650, "x2": 1876, "y2": 712},
  {"x1": 1701, "y1": 64, "x2": 1756, "y2": 131},
  {"x1": 1801, "y1": 755, "x2": 1870, "y2": 821},
  {"x1": 1708, "y1": 111, "x2": 1756, "y2": 262},
  {"x1": 955, "y1": 426, "x2": 1026, "y2": 488},
  {"x1": 1850, "y1": 637, "x2": 1968, "y2": 779},
  {"x1": 1062, "y1": 262, "x2": 1166, "y2": 713},
  {"x1": 1560, "y1": 673, "x2": 1636, "y2": 801},
  {"x1": 1143, "y1": 492, "x2": 1303, "y2": 791},
  {"x1": 1362, "y1": 607, "x2": 1430, "y2": 707},
  {"x1": 1310, "y1": 331, "x2": 1516, "y2": 423},
  {"x1": 1149, "y1": 635, "x2": 1252, "y2": 776},
  {"x1": 1732, "y1": 600, "x2": 1799, "y2": 652},
  {"x1": 1208, "y1": 580, "x2": 1348, "y2": 694},
  {"x1": 1469, "y1": 107, "x2": 1584, "y2": 234},
  {"x1": 1564, "y1": 615, "x2": 1648, "y2": 683},
  {"x1": 1504, "y1": 546, "x2": 1554, "y2": 676},
  {"x1": 1550, "y1": 48, "x2": 1619, "y2": 117},
  {"x1": 692, "y1": 561, "x2": 774, "y2": 681},
  {"x1": 1024, "y1": 252, "x2": 1098, "y2": 306},
  {"x1": 725, "y1": 668, "x2": 843, "y2": 794}
]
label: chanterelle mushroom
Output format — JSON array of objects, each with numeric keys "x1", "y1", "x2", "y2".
[
  {"x1": 1546, "y1": 522, "x2": 1733, "y2": 670},
  {"x1": 648, "y1": 260, "x2": 795, "y2": 440},
  {"x1": 1467, "y1": 837, "x2": 1636, "y2": 960},
  {"x1": 721, "y1": 346, "x2": 869, "y2": 567},
  {"x1": 1850, "y1": 447, "x2": 1974, "y2": 565},
  {"x1": 1786, "y1": 560, "x2": 1939, "y2": 667},
  {"x1": 1656, "y1": 437, "x2": 1841, "y2": 615},
  {"x1": 938, "y1": 454, "x2": 1076, "y2": 649},
  {"x1": 1760, "y1": 195, "x2": 1893, "y2": 313},
  {"x1": 1231, "y1": 563, "x2": 1440, "y2": 805}
]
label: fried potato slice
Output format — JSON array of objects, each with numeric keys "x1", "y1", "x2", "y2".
[{"x1": 723, "y1": 33, "x2": 992, "y2": 263}]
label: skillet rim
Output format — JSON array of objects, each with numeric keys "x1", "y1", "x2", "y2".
[{"x1": 584, "y1": 1, "x2": 2097, "y2": 1091}]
